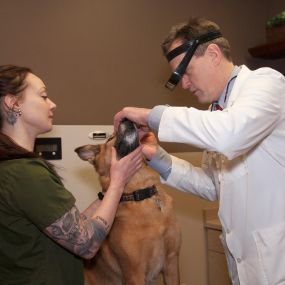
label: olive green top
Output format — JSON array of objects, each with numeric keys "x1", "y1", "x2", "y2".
[{"x1": 0, "y1": 158, "x2": 83, "y2": 285}]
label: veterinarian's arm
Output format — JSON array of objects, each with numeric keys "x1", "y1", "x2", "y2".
[
  {"x1": 143, "y1": 135, "x2": 217, "y2": 201},
  {"x1": 44, "y1": 147, "x2": 142, "y2": 259},
  {"x1": 147, "y1": 146, "x2": 172, "y2": 180},
  {"x1": 163, "y1": 154, "x2": 217, "y2": 201}
]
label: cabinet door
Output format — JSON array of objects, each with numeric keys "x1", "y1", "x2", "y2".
[
  {"x1": 207, "y1": 228, "x2": 224, "y2": 252},
  {"x1": 206, "y1": 228, "x2": 231, "y2": 285},
  {"x1": 208, "y1": 251, "x2": 231, "y2": 285}
]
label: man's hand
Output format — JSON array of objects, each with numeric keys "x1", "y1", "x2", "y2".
[
  {"x1": 139, "y1": 131, "x2": 158, "y2": 161},
  {"x1": 114, "y1": 107, "x2": 151, "y2": 132}
]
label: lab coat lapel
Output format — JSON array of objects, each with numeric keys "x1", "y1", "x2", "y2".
[{"x1": 226, "y1": 65, "x2": 251, "y2": 108}]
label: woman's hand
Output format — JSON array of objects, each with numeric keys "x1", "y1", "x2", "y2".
[{"x1": 109, "y1": 146, "x2": 142, "y2": 191}]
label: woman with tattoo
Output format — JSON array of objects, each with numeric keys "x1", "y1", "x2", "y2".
[{"x1": 0, "y1": 65, "x2": 142, "y2": 285}]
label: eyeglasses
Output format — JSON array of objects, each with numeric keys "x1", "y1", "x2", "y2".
[{"x1": 165, "y1": 31, "x2": 222, "y2": 91}]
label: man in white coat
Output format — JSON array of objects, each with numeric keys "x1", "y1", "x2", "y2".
[{"x1": 114, "y1": 17, "x2": 285, "y2": 285}]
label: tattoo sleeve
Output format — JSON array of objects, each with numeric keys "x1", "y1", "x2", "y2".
[
  {"x1": 44, "y1": 206, "x2": 109, "y2": 259},
  {"x1": 95, "y1": 215, "x2": 110, "y2": 230}
]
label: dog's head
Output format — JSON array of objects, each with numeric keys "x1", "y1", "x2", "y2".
[{"x1": 75, "y1": 119, "x2": 140, "y2": 189}]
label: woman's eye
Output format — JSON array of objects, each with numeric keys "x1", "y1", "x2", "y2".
[{"x1": 42, "y1": 96, "x2": 48, "y2": 100}]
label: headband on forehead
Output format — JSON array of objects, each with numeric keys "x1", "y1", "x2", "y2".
[
  {"x1": 165, "y1": 30, "x2": 222, "y2": 90},
  {"x1": 166, "y1": 30, "x2": 222, "y2": 62}
]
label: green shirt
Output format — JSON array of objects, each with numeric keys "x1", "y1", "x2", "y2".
[{"x1": 0, "y1": 158, "x2": 84, "y2": 285}]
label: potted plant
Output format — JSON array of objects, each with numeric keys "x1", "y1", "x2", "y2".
[{"x1": 266, "y1": 11, "x2": 285, "y2": 43}]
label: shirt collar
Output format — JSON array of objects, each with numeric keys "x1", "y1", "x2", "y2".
[{"x1": 218, "y1": 65, "x2": 241, "y2": 108}]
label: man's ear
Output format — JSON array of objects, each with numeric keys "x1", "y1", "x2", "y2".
[{"x1": 205, "y1": 43, "x2": 222, "y2": 66}]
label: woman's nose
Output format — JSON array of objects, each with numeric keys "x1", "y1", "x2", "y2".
[{"x1": 49, "y1": 99, "x2": 57, "y2": 111}]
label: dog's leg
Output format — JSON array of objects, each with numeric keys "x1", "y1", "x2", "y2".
[
  {"x1": 121, "y1": 272, "x2": 145, "y2": 285},
  {"x1": 124, "y1": 278, "x2": 144, "y2": 285},
  {"x1": 84, "y1": 266, "x2": 99, "y2": 285},
  {"x1": 162, "y1": 254, "x2": 180, "y2": 285}
]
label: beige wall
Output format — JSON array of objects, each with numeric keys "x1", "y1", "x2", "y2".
[
  {"x1": 1, "y1": 0, "x2": 284, "y2": 152},
  {"x1": 266, "y1": 0, "x2": 285, "y2": 17},
  {"x1": 248, "y1": 0, "x2": 285, "y2": 75}
]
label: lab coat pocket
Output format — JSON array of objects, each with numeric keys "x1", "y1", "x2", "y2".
[{"x1": 253, "y1": 222, "x2": 285, "y2": 285}]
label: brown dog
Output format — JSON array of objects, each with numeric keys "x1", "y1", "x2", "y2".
[{"x1": 75, "y1": 119, "x2": 181, "y2": 285}]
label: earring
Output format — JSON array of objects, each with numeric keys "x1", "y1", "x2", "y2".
[{"x1": 6, "y1": 107, "x2": 22, "y2": 125}]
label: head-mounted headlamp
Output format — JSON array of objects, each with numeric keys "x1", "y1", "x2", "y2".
[{"x1": 165, "y1": 30, "x2": 222, "y2": 91}]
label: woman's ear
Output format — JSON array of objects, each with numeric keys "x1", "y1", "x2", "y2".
[
  {"x1": 3, "y1": 94, "x2": 19, "y2": 110},
  {"x1": 2, "y1": 94, "x2": 22, "y2": 125}
]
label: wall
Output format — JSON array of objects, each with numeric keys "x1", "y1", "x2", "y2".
[
  {"x1": 247, "y1": 0, "x2": 285, "y2": 75},
  {"x1": 0, "y1": 0, "x2": 271, "y2": 127},
  {"x1": 266, "y1": 0, "x2": 285, "y2": 18},
  {"x1": 3, "y1": 0, "x2": 284, "y2": 153}
]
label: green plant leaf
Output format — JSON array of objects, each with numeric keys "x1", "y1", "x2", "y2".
[{"x1": 266, "y1": 11, "x2": 285, "y2": 28}]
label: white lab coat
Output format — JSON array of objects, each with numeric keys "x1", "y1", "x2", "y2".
[{"x1": 158, "y1": 65, "x2": 285, "y2": 285}]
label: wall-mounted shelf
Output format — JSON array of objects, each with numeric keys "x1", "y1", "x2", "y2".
[{"x1": 248, "y1": 40, "x2": 285, "y2": 59}]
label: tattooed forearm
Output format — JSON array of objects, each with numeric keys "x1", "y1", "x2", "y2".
[
  {"x1": 81, "y1": 213, "x2": 87, "y2": 220},
  {"x1": 95, "y1": 215, "x2": 110, "y2": 230},
  {"x1": 44, "y1": 206, "x2": 109, "y2": 259},
  {"x1": 91, "y1": 219, "x2": 108, "y2": 244}
]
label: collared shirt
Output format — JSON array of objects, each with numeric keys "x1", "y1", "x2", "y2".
[{"x1": 217, "y1": 65, "x2": 241, "y2": 109}]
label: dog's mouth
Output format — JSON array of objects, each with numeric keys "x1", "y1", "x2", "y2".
[{"x1": 114, "y1": 119, "x2": 140, "y2": 159}]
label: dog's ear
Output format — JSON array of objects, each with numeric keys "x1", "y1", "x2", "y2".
[
  {"x1": 114, "y1": 118, "x2": 139, "y2": 159},
  {"x1": 74, "y1": 145, "x2": 100, "y2": 162}
]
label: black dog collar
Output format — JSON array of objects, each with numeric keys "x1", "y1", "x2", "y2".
[{"x1": 98, "y1": 185, "x2": 158, "y2": 203}]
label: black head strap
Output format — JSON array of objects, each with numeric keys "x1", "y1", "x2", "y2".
[
  {"x1": 165, "y1": 30, "x2": 222, "y2": 91},
  {"x1": 166, "y1": 41, "x2": 193, "y2": 62},
  {"x1": 166, "y1": 30, "x2": 222, "y2": 62}
]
